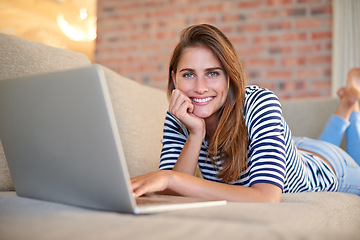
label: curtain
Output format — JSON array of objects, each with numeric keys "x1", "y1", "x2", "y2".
[{"x1": 332, "y1": 0, "x2": 360, "y2": 96}]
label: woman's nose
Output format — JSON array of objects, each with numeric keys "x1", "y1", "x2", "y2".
[{"x1": 195, "y1": 77, "x2": 208, "y2": 94}]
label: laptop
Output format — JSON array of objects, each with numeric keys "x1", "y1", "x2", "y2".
[{"x1": 0, "y1": 65, "x2": 226, "y2": 214}]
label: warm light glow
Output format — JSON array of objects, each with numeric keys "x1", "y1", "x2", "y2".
[
  {"x1": 79, "y1": 8, "x2": 88, "y2": 20},
  {"x1": 57, "y1": 8, "x2": 96, "y2": 42}
]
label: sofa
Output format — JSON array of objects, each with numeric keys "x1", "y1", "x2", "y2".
[{"x1": 0, "y1": 33, "x2": 359, "y2": 240}]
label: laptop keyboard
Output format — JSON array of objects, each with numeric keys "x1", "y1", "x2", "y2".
[{"x1": 136, "y1": 196, "x2": 172, "y2": 205}]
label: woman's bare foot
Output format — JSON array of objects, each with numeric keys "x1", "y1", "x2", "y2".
[
  {"x1": 347, "y1": 68, "x2": 360, "y2": 88},
  {"x1": 346, "y1": 68, "x2": 360, "y2": 102},
  {"x1": 335, "y1": 68, "x2": 360, "y2": 120}
]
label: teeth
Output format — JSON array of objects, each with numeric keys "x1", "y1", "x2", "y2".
[{"x1": 192, "y1": 97, "x2": 213, "y2": 103}]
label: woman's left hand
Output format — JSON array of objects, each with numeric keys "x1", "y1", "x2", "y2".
[
  {"x1": 131, "y1": 170, "x2": 173, "y2": 198},
  {"x1": 130, "y1": 170, "x2": 282, "y2": 202}
]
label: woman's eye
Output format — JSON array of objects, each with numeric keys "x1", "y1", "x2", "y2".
[
  {"x1": 208, "y1": 72, "x2": 219, "y2": 77},
  {"x1": 183, "y1": 73, "x2": 194, "y2": 78}
]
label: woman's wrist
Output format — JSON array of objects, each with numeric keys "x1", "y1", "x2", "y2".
[
  {"x1": 173, "y1": 131, "x2": 203, "y2": 175},
  {"x1": 188, "y1": 129, "x2": 205, "y2": 142}
]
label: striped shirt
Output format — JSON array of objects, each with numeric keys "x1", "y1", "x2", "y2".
[{"x1": 159, "y1": 85, "x2": 338, "y2": 193}]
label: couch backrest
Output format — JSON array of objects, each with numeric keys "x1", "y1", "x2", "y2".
[
  {"x1": 102, "y1": 66, "x2": 168, "y2": 178},
  {"x1": 0, "y1": 34, "x2": 91, "y2": 191},
  {"x1": 0, "y1": 33, "x2": 91, "y2": 80},
  {"x1": 281, "y1": 97, "x2": 339, "y2": 140}
]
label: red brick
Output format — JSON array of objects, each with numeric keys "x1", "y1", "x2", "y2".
[
  {"x1": 229, "y1": 36, "x2": 248, "y2": 45},
  {"x1": 282, "y1": 32, "x2": 307, "y2": 42},
  {"x1": 150, "y1": 74, "x2": 169, "y2": 83},
  {"x1": 311, "y1": 80, "x2": 331, "y2": 92},
  {"x1": 155, "y1": 31, "x2": 177, "y2": 40},
  {"x1": 267, "y1": 21, "x2": 292, "y2": 31},
  {"x1": 279, "y1": 94, "x2": 293, "y2": 100},
  {"x1": 309, "y1": 56, "x2": 331, "y2": 65},
  {"x1": 281, "y1": 57, "x2": 307, "y2": 66},
  {"x1": 222, "y1": 13, "x2": 241, "y2": 22},
  {"x1": 267, "y1": 0, "x2": 294, "y2": 6},
  {"x1": 164, "y1": 18, "x2": 187, "y2": 28},
  {"x1": 243, "y1": 69, "x2": 260, "y2": 79},
  {"x1": 117, "y1": 23, "x2": 139, "y2": 32},
  {"x1": 144, "y1": 0, "x2": 167, "y2": 7},
  {"x1": 140, "y1": 43, "x2": 162, "y2": 52},
  {"x1": 325, "y1": 19, "x2": 332, "y2": 27},
  {"x1": 296, "y1": 69, "x2": 324, "y2": 79},
  {"x1": 116, "y1": 45, "x2": 138, "y2": 53},
  {"x1": 295, "y1": 18, "x2": 323, "y2": 29},
  {"x1": 257, "y1": 82, "x2": 276, "y2": 91},
  {"x1": 139, "y1": 63, "x2": 160, "y2": 73},
  {"x1": 153, "y1": 9, "x2": 176, "y2": 18},
  {"x1": 266, "y1": 70, "x2": 293, "y2": 79},
  {"x1": 269, "y1": 46, "x2": 292, "y2": 55},
  {"x1": 311, "y1": 31, "x2": 332, "y2": 40},
  {"x1": 297, "y1": 0, "x2": 322, "y2": 3},
  {"x1": 116, "y1": 65, "x2": 139, "y2": 75},
  {"x1": 325, "y1": 43, "x2": 332, "y2": 51},
  {"x1": 207, "y1": 3, "x2": 226, "y2": 12},
  {"x1": 248, "y1": 10, "x2": 278, "y2": 20},
  {"x1": 279, "y1": 81, "x2": 302, "y2": 91},
  {"x1": 130, "y1": 33, "x2": 150, "y2": 41},
  {"x1": 180, "y1": 5, "x2": 202, "y2": 15},
  {"x1": 283, "y1": 8, "x2": 307, "y2": 17},
  {"x1": 253, "y1": 35, "x2": 279, "y2": 44},
  {"x1": 193, "y1": 16, "x2": 217, "y2": 25},
  {"x1": 238, "y1": 1, "x2": 263, "y2": 9},
  {"x1": 238, "y1": 24, "x2": 263, "y2": 32},
  {"x1": 311, "y1": 5, "x2": 332, "y2": 15},
  {"x1": 296, "y1": 44, "x2": 322, "y2": 53},
  {"x1": 248, "y1": 58, "x2": 277, "y2": 67},
  {"x1": 117, "y1": 2, "x2": 141, "y2": 11},
  {"x1": 324, "y1": 68, "x2": 331, "y2": 77},
  {"x1": 238, "y1": 46, "x2": 265, "y2": 56},
  {"x1": 153, "y1": 53, "x2": 170, "y2": 63},
  {"x1": 220, "y1": 26, "x2": 235, "y2": 35},
  {"x1": 128, "y1": 12, "x2": 150, "y2": 21}
]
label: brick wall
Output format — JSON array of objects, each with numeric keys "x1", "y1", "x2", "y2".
[{"x1": 95, "y1": 0, "x2": 332, "y2": 99}]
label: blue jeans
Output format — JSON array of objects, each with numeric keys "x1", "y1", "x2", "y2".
[
  {"x1": 319, "y1": 112, "x2": 360, "y2": 164},
  {"x1": 296, "y1": 112, "x2": 360, "y2": 195}
]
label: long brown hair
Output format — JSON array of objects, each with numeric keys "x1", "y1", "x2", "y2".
[{"x1": 168, "y1": 24, "x2": 248, "y2": 183}]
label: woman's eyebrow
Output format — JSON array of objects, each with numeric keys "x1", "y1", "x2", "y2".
[
  {"x1": 179, "y1": 68, "x2": 194, "y2": 73},
  {"x1": 206, "y1": 67, "x2": 223, "y2": 71},
  {"x1": 179, "y1": 67, "x2": 223, "y2": 73}
]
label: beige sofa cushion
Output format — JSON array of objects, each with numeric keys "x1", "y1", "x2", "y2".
[
  {"x1": 0, "y1": 191, "x2": 359, "y2": 239},
  {"x1": 0, "y1": 34, "x2": 91, "y2": 191},
  {"x1": 0, "y1": 142, "x2": 12, "y2": 191},
  {"x1": 0, "y1": 33, "x2": 91, "y2": 80},
  {"x1": 103, "y1": 66, "x2": 168, "y2": 177},
  {"x1": 281, "y1": 97, "x2": 339, "y2": 140}
]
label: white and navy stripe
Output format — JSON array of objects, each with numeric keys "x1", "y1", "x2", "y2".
[{"x1": 159, "y1": 85, "x2": 338, "y2": 193}]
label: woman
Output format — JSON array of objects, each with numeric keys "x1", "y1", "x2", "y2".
[{"x1": 131, "y1": 24, "x2": 360, "y2": 202}]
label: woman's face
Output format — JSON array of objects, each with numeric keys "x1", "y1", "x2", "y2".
[{"x1": 172, "y1": 46, "x2": 229, "y2": 121}]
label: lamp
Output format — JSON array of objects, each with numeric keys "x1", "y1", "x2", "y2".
[{"x1": 57, "y1": 0, "x2": 96, "y2": 42}]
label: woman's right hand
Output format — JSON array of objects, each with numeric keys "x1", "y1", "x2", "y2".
[{"x1": 169, "y1": 89, "x2": 206, "y2": 139}]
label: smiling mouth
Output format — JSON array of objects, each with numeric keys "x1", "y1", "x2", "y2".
[{"x1": 191, "y1": 97, "x2": 214, "y2": 103}]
